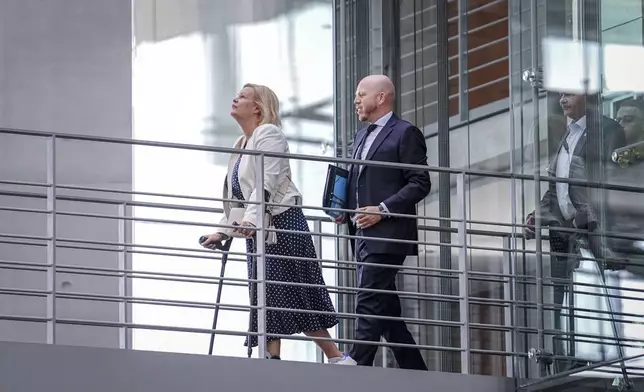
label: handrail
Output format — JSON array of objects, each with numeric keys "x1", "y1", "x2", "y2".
[{"x1": 2, "y1": 127, "x2": 643, "y2": 194}]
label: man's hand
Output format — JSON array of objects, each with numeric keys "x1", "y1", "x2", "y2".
[
  {"x1": 233, "y1": 221, "x2": 256, "y2": 237},
  {"x1": 355, "y1": 206, "x2": 383, "y2": 229},
  {"x1": 524, "y1": 214, "x2": 536, "y2": 240},
  {"x1": 333, "y1": 214, "x2": 346, "y2": 225}
]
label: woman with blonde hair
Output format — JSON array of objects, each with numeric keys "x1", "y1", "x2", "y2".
[{"x1": 201, "y1": 83, "x2": 353, "y2": 364}]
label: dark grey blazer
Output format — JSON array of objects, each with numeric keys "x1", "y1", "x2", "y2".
[{"x1": 534, "y1": 116, "x2": 626, "y2": 230}]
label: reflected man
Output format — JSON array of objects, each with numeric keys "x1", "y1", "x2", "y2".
[{"x1": 525, "y1": 92, "x2": 626, "y2": 370}]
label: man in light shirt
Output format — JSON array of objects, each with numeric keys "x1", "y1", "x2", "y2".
[{"x1": 524, "y1": 92, "x2": 626, "y2": 371}]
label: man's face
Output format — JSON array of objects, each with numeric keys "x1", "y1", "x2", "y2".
[
  {"x1": 616, "y1": 106, "x2": 644, "y2": 140},
  {"x1": 354, "y1": 82, "x2": 383, "y2": 123},
  {"x1": 559, "y1": 93, "x2": 586, "y2": 120}
]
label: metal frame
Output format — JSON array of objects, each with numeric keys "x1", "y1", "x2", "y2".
[
  {"x1": 117, "y1": 203, "x2": 129, "y2": 349},
  {"x1": 2, "y1": 124, "x2": 644, "y2": 384},
  {"x1": 46, "y1": 135, "x2": 57, "y2": 344}
]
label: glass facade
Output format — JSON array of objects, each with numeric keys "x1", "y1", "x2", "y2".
[
  {"x1": 131, "y1": 0, "x2": 336, "y2": 362},
  {"x1": 334, "y1": 0, "x2": 644, "y2": 388},
  {"x1": 129, "y1": 0, "x2": 644, "y2": 384}
]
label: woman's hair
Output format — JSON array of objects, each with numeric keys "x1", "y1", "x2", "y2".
[{"x1": 244, "y1": 83, "x2": 282, "y2": 127}]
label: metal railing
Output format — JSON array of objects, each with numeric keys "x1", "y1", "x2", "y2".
[{"x1": 1, "y1": 126, "x2": 644, "y2": 386}]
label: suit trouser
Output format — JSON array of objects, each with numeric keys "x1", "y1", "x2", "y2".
[
  {"x1": 549, "y1": 234, "x2": 586, "y2": 372},
  {"x1": 349, "y1": 238, "x2": 428, "y2": 370}
]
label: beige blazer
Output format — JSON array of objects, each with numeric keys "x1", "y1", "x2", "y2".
[{"x1": 220, "y1": 124, "x2": 302, "y2": 228}]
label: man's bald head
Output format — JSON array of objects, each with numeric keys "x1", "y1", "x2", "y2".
[
  {"x1": 359, "y1": 75, "x2": 395, "y2": 97},
  {"x1": 354, "y1": 74, "x2": 396, "y2": 123}
]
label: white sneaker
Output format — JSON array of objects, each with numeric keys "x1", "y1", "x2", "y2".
[{"x1": 330, "y1": 354, "x2": 357, "y2": 365}]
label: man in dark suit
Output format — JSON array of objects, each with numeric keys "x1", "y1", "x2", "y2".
[
  {"x1": 335, "y1": 75, "x2": 430, "y2": 370},
  {"x1": 524, "y1": 92, "x2": 626, "y2": 371}
]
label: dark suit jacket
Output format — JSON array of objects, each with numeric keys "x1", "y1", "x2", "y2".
[
  {"x1": 347, "y1": 114, "x2": 431, "y2": 255},
  {"x1": 536, "y1": 116, "x2": 626, "y2": 231}
]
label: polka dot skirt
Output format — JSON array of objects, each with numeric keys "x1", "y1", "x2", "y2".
[{"x1": 231, "y1": 156, "x2": 339, "y2": 347}]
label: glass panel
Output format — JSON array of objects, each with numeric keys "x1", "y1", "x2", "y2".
[
  {"x1": 512, "y1": 0, "x2": 644, "y2": 389},
  {"x1": 131, "y1": 0, "x2": 335, "y2": 361}
]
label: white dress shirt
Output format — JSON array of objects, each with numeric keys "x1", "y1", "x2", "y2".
[
  {"x1": 359, "y1": 111, "x2": 393, "y2": 162},
  {"x1": 353, "y1": 111, "x2": 393, "y2": 219},
  {"x1": 555, "y1": 116, "x2": 586, "y2": 220}
]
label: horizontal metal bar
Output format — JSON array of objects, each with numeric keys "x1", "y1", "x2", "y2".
[
  {"x1": 0, "y1": 255, "x2": 552, "y2": 289},
  {"x1": 400, "y1": 0, "x2": 506, "y2": 34},
  {"x1": 449, "y1": 76, "x2": 509, "y2": 100},
  {"x1": 0, "y1": 306, "x2": 639, "y2": 355},
  {"x1": 0, "y1": 206, "x2": 50, "y2": 215},
  {"x1": 5, "y1": 198, "x2": 641, "y2": 246},
  {"x1": 2, "y1": 193, "x2": 641, "y2": 246},
  {"x1": 0, "y1": 233, "x2": 638, "y2": 286},
  {"x1": 0, "y1": 262, "x2": 464, "y2": 302},
  {"x1": 1, "y1": 233, "x2": 638, "y2": 291},
  {"x1": 452, "y1": 55, "x2": 509, "y2": 78},
  {"x1": 403, "y1": 54, "x2": 508, "y2": 98},
  {"x1": 0, "y1": 179, "x2": 51, "y2": 188},
  {"x1": 2, "y1": 283, "x2": 642, "y2": 342},
  {"x1": 3, "y1": 266, "x2": 642, "y2": 323},
  {"x1": 0, "y1": 313, "x2": 470, "y2": 354},
  {"x1": 0, "y1": 287, "x2": 462, "y2": 329},
  {"x1": 450, "y1": 36, "x2": 509, "y2": 62},
  {"x1": 401, "y1": 36, "x2": 509, "y2": 80},
  {"x1": 467, "y1": 16, "x2": 508, "y2": 36},
  {"x1": 0, "y1": 127, "x2": 461, "y2": 175},
  {"x1": 3, "y1": 128, "x2": 643, "y2": 193},
  {"x1": 0, "y1": 232, "x2": 255, "y2": 258},
  {"x1": 36, "y1": 206, "x2": 461, "y2": 236}
]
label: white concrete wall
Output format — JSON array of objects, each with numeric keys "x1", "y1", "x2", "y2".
[{"x1": 0, "y1": 0, "x2": 132, "y2": 347}]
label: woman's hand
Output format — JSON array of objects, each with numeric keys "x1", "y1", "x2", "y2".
[
  {"x1": 200, "y1": 233, "x2": 227, "y2": 249},
  {"x1": 233, "y1": 221, "x2": 256, "y2": 237}
]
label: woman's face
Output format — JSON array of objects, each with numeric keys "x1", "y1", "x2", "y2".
[{"x1": 231, "y1": 87, "x2": 259, "y2": 120}]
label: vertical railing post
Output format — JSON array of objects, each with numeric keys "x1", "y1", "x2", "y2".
[
  {"x1": 117, "y1": 202, "x2": 129, "y2": 349},
  {"x1": 46, "y1": 135, "x2": 57, "y2": 344},
  {"x1": 456, "y1": 173, "x2": 470, "y2": 373},
  {"x1": 313, "y1": 219, "x2": 325, "y2": 364},
  {"x1": 336, "y1": 0, "x2": 354, "y2": 352},
  {"x1": 437, "y1": 0, "x2": 455, "y2": 372},
  {"x1": 255, "y1": 153, "x2": 267, "y2": 357},
  {"x1": 503, "y1": 236, "x2": 516, "y2": 378}
]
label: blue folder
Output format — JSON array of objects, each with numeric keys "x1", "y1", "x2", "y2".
[{"x1": 322, "y1": 164, "x2": 349, "y2": 218}]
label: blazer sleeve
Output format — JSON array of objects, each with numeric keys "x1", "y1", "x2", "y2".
[
  {"x1": 217, "y1": 176, "x2": 230, "y2": 232},
  {"x1": 382, "y1": 125, "x2": 431, "y2": 213},
  {"x1": 243, "y1": 124, "x2": 288, "y2": 226}
]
